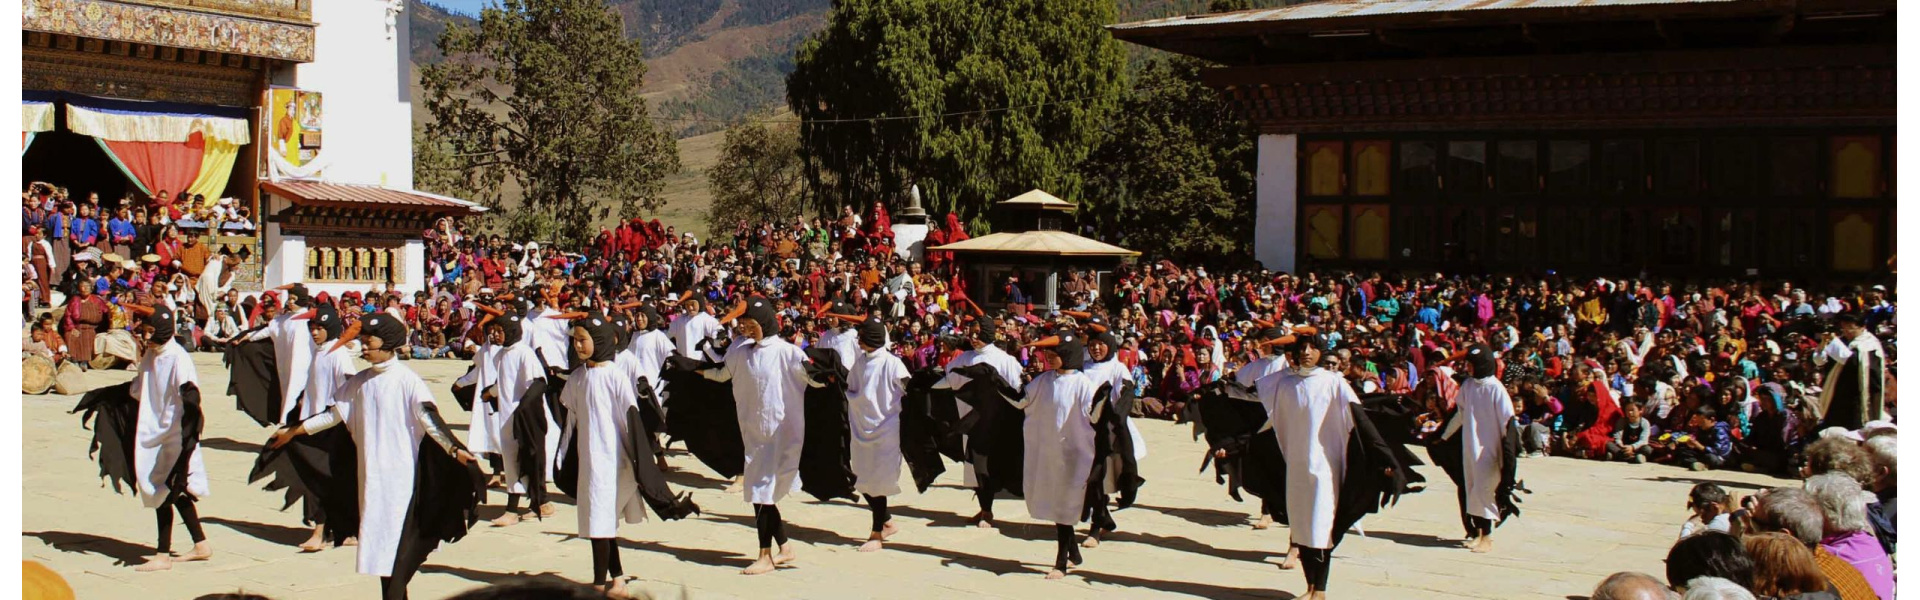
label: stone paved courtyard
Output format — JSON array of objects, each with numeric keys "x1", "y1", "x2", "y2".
[{"x1": 22, "y1": 353, "x2": 1795, "y2": 599}]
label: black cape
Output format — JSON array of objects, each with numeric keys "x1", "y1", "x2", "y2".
[
  {"x1": 1819, "y1": 344, "x2": 1887, "y2": 432},
  {"x1": 225, "y1": 338, "x2": 282, "y2": 427},
  {"x1": 948, "y1": 363, "x2": 1025, "y2": 498},
  {"x1": 635, "y1": 378, "x2": 667, "y2": 439},
  {"x1": 450, "y1": 365, "x2": 477, "y2": 413},
  {"x1": 1193, "y1": 379, "x2": 1419, "y2": 545},
  {"x1": 898, "y1": 369, "x2": 951, "y2": 492},
  {"x1": 553, "y1": 404, "x2": 700, "y2": 520},
  {"x1": 798, "y1": 347, "x2": 856, "y2": 502},
  {"x1": 249, "y1": 405, "x2": 485, "y2": 553},
  {"x1": 73, "y1": 381, "x2": 205, "y2": 506},
  {"x1": 1426, "y1": 416, "x2": 1524, "y2": 531},
  {"x1": 660, "y1": 355, "x2": 745, "y2": 478},
  {"x1": 505, "y1": 377, "x2": 551, "y2": 512},
  {"x1": 1084, "y1": 381, "x2": 1144, "y2": 514}
]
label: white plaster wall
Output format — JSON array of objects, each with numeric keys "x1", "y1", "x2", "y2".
[
  {"x1": 1255, "y1": 133, "x2": 1299, "y2": 274},
  {"x1": 293, "y1": 0, "x2": 413, "y2": 189}
]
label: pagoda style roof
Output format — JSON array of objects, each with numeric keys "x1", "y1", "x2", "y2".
[
  {"x1": 931, "y1": 230, "x2": 1138, "y2": 257},
  {"x1": 996, "y1": 189, "x2": 1078, "y2": 212}
]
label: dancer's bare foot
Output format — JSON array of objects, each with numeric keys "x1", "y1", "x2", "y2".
[
  {"x1": 969, "y1": 511, "x2": 994, "y2": 528},
  {"x1": 601, "y1": 580, "x2": 634, "y2": 599},
  {"x1": 342, "y1": 537, "x2": 358, "y2": 547},
  {"x1": 299, "y1": 526, "x2": 326, "y2": 552},
  {"x1": 1460, "y1": 536, "x2": 1480, "y2": 550},
  {"x1": 1080, "y1": 530, "x2": 1103, "y2": 549},
  {"x1": 134, "y1": 554, "x2": 172, "y2": 572},
  {"x1": 538, "y1": 503, "x2": 556, "y2": 518},
  {"x1": 487, "y1": 474, "x2": 504, "y2": 488},
  {"x1": 1278, "y1": 547, "x2": 1300, "y2": 570},
  {"x1": 1045, "y1": 568, "x2": 1066, "y2": 580},
  {"x1": 773, "y1": 544, "x2": 798, "y2": 566},
  {"x1": 858, "y1": 522, "x2": 898, "y2": 552},
  {"x1": 490, "y1": 512, "x2": 523, "y2": 527},
  {"x1": 176, "y1": 542, "x2": 212, "y2": 562},
  {"x1": 1470, "y1": 535, "x2": 1493, "y2": 554},
  {"x1": 742, "y1": 555, "x2": 776, "y2": 575},
  {"x1": 1253, "y1": 514, "x2": 1273, "y2": 530}
]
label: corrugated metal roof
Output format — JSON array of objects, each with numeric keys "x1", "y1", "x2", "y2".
[
  {"x1": 261, "y1": 180, "x2": 486, "y2": 212},
  {"x1": 1110, "y1": 0, "x2": 1748, "y2": 31},
  {"x1": 931, "y1": 230, "x2": 1139, "y2": 257}
]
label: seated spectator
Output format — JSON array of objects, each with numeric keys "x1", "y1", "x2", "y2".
[
  {"x1": 1666, "y1": 530, "x2": 1755, "y2": 593},
  {"x1": 1610, "y1": 400, "x2": 1656, "y2": 463},
  {"x1": 1803, "y1": 473, "x2": 1895, "y2": 600},
  {"x1": 1668, "y1": 405, "x2": 1735, "y2": 471},
  {"x1": 1802, "y1": 437, "x2": 1875, "y2": 484},
  {"x1": 1681, "y1": 483, "x2": 1732, "y2": 539},
  {"x1": 1682, "y1": 577, "x2": 1758, "y2": 600},
  {"x1": 1743, "y1": 532, "x2": 1841, "y2": 600},
  {"x1": 1740, "y1": 487, "x2": 1879, "y2": 600},
  {"x1": 1593, "y1": 571, "x2": 1682, "y2": 600},
  {"x1": 1741, "y1": 383, "x2": 1807, "y2": 477},
  {"x1": 1860, "y1": 434, "x2": 1895, "y2": 557},
  {"x1": 1516, "y1": 380, "x2": 1561, "y2": 456}
]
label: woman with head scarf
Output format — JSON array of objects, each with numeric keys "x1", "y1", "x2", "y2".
[{"x1": 1571, "y1": 380, "x2": 1623, "y2": 460}]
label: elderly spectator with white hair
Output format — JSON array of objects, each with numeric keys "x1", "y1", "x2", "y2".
[
  {"x1": 1860, "y1": 434, "x2": 1896, "y2": 557},
  {"x1": 1683, "y1": 577, "x2": 1758, "y2": 600},
  {"x1": 1803, "y1": 474, "x2": 1895, "y2": 599},
  {"x1": 1593, "y1": 571, "x2": 1682, "y2": 600},
  {"x1": 1739, "y1": 487, "x2": 1880, "y2": 600}
]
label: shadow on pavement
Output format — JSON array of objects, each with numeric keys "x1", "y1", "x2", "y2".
[
  {"x1": 200, "y1": 436, "x2": 264, "y2": 455},
  {"x1": 1075, "y1": 569, "x2": 1294, "y2": 599},
  {"x1": 24, "y1": 530, "x2": 153, "y2": 565},
  {"x1": 704, "y1": 511, "x2": 856, "y2": 548},
  {"x1": 418, "y1": 563, "x2": 575, "y2": 587},
  {"x1": 1363, "y1": 529, "x2": 1465, "y2": 549},
  {"x1": 882, "y1": 541, "x2": 1034, "y2": 576},
  {"x1": 1106, "y1": 530, "x2": 1275, "y2": 563},
  {"x1": 1130, "y1": 503, "x2": 1253, "y2": 528},
  {"x1": 1634, "y1": 475, "x2": 1770, "y2": 491},
  {"x1": 623, "y1": 539, "x2": 753, "y2": 568},
  {"x1": 203, "y1": 516, "x2": 312, "y2": 546}
]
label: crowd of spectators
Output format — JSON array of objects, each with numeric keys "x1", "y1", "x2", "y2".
[{"x1": 22, "y1": 184, "x2": 1898, "y2": 598}]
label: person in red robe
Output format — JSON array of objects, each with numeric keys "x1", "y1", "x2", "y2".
[
  {"x1": 62, "y1": 284, "x2": 111, "y2": 364},
  {"x1": 1570, "y1": 380, "x2": 1621, "y2": 459}
]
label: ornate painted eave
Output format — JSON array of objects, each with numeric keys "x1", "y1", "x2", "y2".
[{"x1": 23, "y1": 0, "x2": 316, "y2": 63}]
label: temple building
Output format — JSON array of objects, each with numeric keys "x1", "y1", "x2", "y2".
[
  {"x1": 1109, "y1": 0, "x2": 1894, "y2": 279},
  {"x1": 23, "y1": 0, "x2": 482, "y2": 296}
]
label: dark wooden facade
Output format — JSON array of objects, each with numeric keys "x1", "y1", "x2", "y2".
[{"x1": 1110, "y1": 0, "x2": 1895, "y2": 280}]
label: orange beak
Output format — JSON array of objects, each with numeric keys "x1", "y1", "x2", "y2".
[
  {"x1": 475, "y1": 304, "x2": 504, "y2": 318},
  {"x1": 290, "y1": 309, "x2": 317, "y2": 321},
  {"x1": 1025, "y1": 335, "x2": 1062, "y2": 349},
  {"x1": 331, "y1": 321, "x2": 362, "y2": 353},
  {"x1": 1251, "y1": 318, "x2": 1275, "y2": 329},
  {"x1": 553, "y1": 311, "x2": 589, "y2": 321},
  {"x1": 1061, "y1": 310, "x2": 1093, "y2": 321},
  {"x1": 821, "y1": 312, "x2": 866, "y2": 325},
  {"x1": 718, "y1": 301, "x2": 747, "y2": 325},
  {"x1": 123, "y1": 302, "x2": 156, "y2": 318},
  {"x1": 614, "y1": 301, "x2": 645, "y2": 312}
]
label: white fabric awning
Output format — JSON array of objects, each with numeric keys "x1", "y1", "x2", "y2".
[
  {"x1": 23, "y1": 102, "x2": 54, "y2": 133},
  {"x1": 66, "y1": 104, "x2": 251, "y2": 145}
]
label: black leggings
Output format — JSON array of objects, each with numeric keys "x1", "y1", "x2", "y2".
[
  {"x1": 589, "y1": 538, "x2": 625, "y2": 585},
  {"x1": 155, "y1": 496, "x2": 206, "y2": 554},
  {"x1": 754, "y1": 504, "x2": 789, "y2": 550},
  {"x1": 1052, "y1": 524, "x2": 1082, "y2": 571},
  {"x1": 864, "y1": 494, "x2": 891, "y2": 533},
  {"x1": 1466, "y1": 515, "x2": 1493, "y2": 539},
  {"x1": 505, "y1": 493, "x2": 522, "y2": 513},
  {"x1": 975, "y1": 473, "x2": 997, "y2": 516},
  {"x1": 1297, "y1": 546, "x2": 1332, "y2": 591},
  {"x1": 1088, "y1": 493, "x2": 1116, "y2": 534}
]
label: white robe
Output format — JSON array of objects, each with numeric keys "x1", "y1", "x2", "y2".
[
  {"x1": 307, "y1": 359, "x2": 438, "y2": 576},
  {"x1": 1016, "y1": 370, "x2": 1099, "y2": 526},
  {"x1": 1455, "y1": 376, "x2": 1514, "y2": 521},
  {"x1": 193, "y1": 258, "x2": 230, "y2": 321},
  {"x1": 848, "y1": 348, "x2": 908, "y2": 497},
  {"x1": 1261, "y1": 368, "x2": 1361, "y2": 550},
  {"x1": 818, "y1": 328, "x2": 859, "y2": 371},
  {"x1": 494, "y1": 342, "x2": 553, "y2": 493},
  {"x1": 669, "y1": 311, "x2": 721, "y2": 360},
  {"x1": 1233, "y1": 354, "x2": 1289, "y2": 387},
  {"x1": 527, "y1": 308, "x2": 571, "y2": 369},
  {"x1": 458, "y1": 343, "x2": 501, "y2": 454},
  {"x1": 705, "y1": 336, "x2": 810, "y2": 504},
  {"x1": 559, "y1": 363, "x2": 647, "y2": 537},
  {"x1": 301, "y1": 342, "x2": 358, "y2": 422},
  {"x1": 625, "y1": 329, "x2": 674, "y2": 400},
  {"x1": 938, "y1": 344, "x2": 1025, "y2": 487},
  {"x1": 249, "y1": 313, "x2": 314, "y2": 424},
  {"x1": 131, "y1": 341, "x2": 210, "y2": 509}
]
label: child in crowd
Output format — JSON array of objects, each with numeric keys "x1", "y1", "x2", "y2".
[
  {"x1": 1607, "y1": 401, "x2": 1654, "y2": 463},
  {"x1": 1677, "y1": 483, "x2": 1730, "y2": 539},
  {"x1": 1666, "y1": 406, "x2": 1734, "y2": 471}
]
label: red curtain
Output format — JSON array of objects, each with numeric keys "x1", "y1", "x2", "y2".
[{"x1": 102, "y1": 132, "x2": 206, "y2": 199}]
